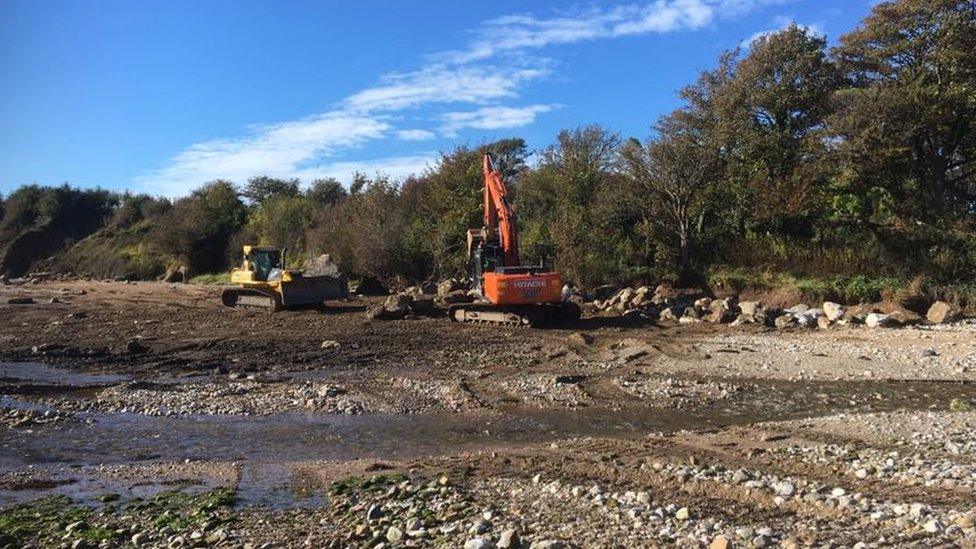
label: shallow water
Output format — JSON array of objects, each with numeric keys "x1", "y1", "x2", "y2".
[{"x1": 3, "y1": 360, "x2": 976, "y2": 507}]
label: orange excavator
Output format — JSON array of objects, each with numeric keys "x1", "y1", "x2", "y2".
[{"x1": 448, "y1": 153, "x2": 580, "y2": 327}]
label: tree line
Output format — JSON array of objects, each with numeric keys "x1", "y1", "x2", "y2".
[{"x1": 1, "y1": 0, "x2": 973, "y2": 296}]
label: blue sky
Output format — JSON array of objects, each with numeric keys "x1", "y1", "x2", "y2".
[{"x1": 0, "y1": 0, "x2": 876, "y2": 197}]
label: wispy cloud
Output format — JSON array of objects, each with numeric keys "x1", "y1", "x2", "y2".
[
  {"x1": 441, "y1": 104, "x2": 557, "y2": 137},
  {"x1": 297, "y1": 154, "x2": 437, "y2": 183},
  {"x1": 396, "y1": 129, "x2": 436, "y2": 141},
  {"x1": 137, "y1": 0, "x2": 788, "y2": 195}
]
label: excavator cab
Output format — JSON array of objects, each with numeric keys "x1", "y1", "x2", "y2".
[{"x1": 245, "y1": 247, "x2": 283, "y2": 281}]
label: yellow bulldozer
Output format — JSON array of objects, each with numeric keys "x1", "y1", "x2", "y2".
[{"x1": 220, "y1": 246, "x2": 347, "y2": 311}]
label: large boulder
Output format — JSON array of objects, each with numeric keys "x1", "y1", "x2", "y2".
[
  {"x1": 927, "y1": 301, "x2": 961, "y2": 324},
  {"x1": 365, "y1": 293, "x2": 413, "y2": 320},
  {"x1": 441, "y1": 289, "x2": 475, "y2": 305},
  {"x1": 436, "y1": 279, "x2": 465, "y2": 297},
  {"x1": 865, "y1": 313, "x2": 899, "y2": 328},
  {"x1": 706, "y1": 298, "x2": 736, "y2": 323},
  {"x1": 302, "y1": 254, "x2": 342, "y2": 278},
  {"x1": 822, "y1": 302, "x2": 845, "y2": 322}
]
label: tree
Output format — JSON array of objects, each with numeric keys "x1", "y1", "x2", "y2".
[
  {"x1": 722, "y1": 25, "x2": 840, "y2": 233},
  {"x1": 832, "y1": 0, "x2": 976, "y2": 221},
  {"x1": 307, "y1": 178, "x2": 348, "y2": 206},
  {"x1": 621, "y1": 120, "x2": 723, "y2": 280},
  {"x1": 241, "y1": 176, "x2": 300, "y2": 204}
]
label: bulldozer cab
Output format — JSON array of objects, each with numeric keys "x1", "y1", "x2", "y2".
[{"x1": 243, "y1": 246, "x2": 283, "y2": 281}]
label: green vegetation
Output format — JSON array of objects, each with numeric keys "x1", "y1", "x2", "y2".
[
  {"x1": 1, "y1": 0, "x2": 973, "y2": 304},
  {"x1": 189, "y1": 272, "x2": 231, "y2": 285},
  {"x1": 0, "y1": 488, "x2": 237, "y2": 547}
]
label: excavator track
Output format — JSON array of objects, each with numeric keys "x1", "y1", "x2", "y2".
[
  {"x1": 221, "y1": 288, "x2": 282, "y2": 312},
  {"x1": 448, "y1": 302, "x2": 579, "y2": 328}
]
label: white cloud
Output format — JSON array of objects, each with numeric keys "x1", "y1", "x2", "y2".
[
  {"x1": 136, "y1": 113, "x2": 389, "y2": 197},
  {"x1": 137, "y1": 0, "x2": 788, "y2": 195},
  {"x1": 441, "y1": 104, "x2": 556, "y2": 137},
  {"x1": 344, "y1": 65, "x2": 547, "y2": 112},
  {"x1": 396, "y1": 129, "x2": 436, "y2": 141}
]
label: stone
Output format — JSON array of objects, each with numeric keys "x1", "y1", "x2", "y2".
[
  {"x1": 441, "y1": 289, "x2": 475, "y2": 305},
  {"x1": 710, "y1": 535, "x2": 730, "y2": 549},
  {"x1": 817, "y1": 315, "x2": 832, "y2": 329},
  {"x1": 529, "y1": 542, "x2": 564, "y2": 549},
  {"x1": 706, "y1": 298, "x2": 735, "y2": 323},
  {"x1": 301, "y1": 254, "x2": 343, "y2": 278},
  {"x1": 658, "y1": 307, "x2": 677, "y2": 322},
  {"x1": 366, "y1": 504, "x2": 383, "y2": 521},
  {"x1": 786, "y1": 303, "x2": 809, "y2": 314},
  {"x1": 320, "y1": 340, "x2": 341, "y2": 350},
  {"x1": 923, "y1": 520, "x2": 943, "y2": 534},
  {"x1": 738, "y1": 301, "x2": 760, "y2": 317},
  {"x1": 464, "y1": 538, "x2": 491, "y2": 549},
  {"x1": 408, "y1": 297, "x2": 436, "y2": 316},
  {"x1": 774, "y1": 314, "x2": 795, "y2": 329},
  {"x1": 386, "y1": 526, "x2": 403, "y2": 543},
  {"x1": 823, "y1": 301, "x2": 845, "y2": 321},
  {"x1": 731, "y1": 469, "x2": 750, "y2": 484},
  {"x1": 927, "y1": 301, "x2": 961, "y2": 324},
  {"x1": 437, "y1": 279, "x2": 465, "y2": 297},
  {"x1": 132, "y1": 533, "x2": 149, "y2": 546},
  {"x1": 497, "y1": 529, "x2": 519, "y2": 548},
  {"x1": 66, "y1": 521, "x2": 86, "y2": 533},
  {"x1": 679, "y1": 307, "x2": 701, "y2": 324},
  {"x1": 675, "y1": 507, "x2": 690, "y2": 520},
  {"x1": 866, "y1": 313, "x2": 898, "y2": 328},
  {"x1": 776, "y1": 481, "x2": 796, "y2": 497}
]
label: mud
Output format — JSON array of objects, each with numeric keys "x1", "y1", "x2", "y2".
[{"x1": 1, "y1": 281, "x2": 975, "y2": 547}]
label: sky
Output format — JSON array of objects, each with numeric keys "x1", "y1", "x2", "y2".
[{"x1": 0, "y1": 0, "x2": 877, "y2": 197}]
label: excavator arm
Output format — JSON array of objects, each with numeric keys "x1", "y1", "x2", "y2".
[{"x1": 482, "y1": 154, "x2": 520, "y2": 267}]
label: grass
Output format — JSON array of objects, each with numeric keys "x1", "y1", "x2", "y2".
[{"x1": 707, "y1": 268, "x2": 905, "y2": 304}]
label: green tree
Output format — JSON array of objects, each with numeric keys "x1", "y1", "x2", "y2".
[
  {"x1": 241, "y1": 176, "x2": 300, "y2": 204},
  {"x1": 832, "y1": 0, "x2": 976, "y2": 222}
]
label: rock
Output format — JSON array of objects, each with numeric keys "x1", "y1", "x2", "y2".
[
  {"x1": 497, "y1": 529, "x2": 519, "y2": 548},
  {"x1": 786, "y1": 303, "x2": 809, "y2": 314},
  {"x1": 529, "y1": 542, "x2": 564, "y2": 549},
  {"x1": 738, "y1": 301, "x2": 760, "y2": 317},
  {"x1": 320, "y1": 340, "x2": 341, "y2": 350},
  {"x1": 817, "y1": 315, "x2": 832, "y2": 329},
  {"x1": 675, "y1": 507, "x2": 690, "y2": 520},
  {"x1": 437, "y1": 279, "x2": 465, "y2": 297},
  {"x1": 366, "y1": 293, "x2": 414, "y2": 320},
  {"x1": 866, "y1": 313, "x2": 898, "y2": 328},
  {"x1": 927, "y1": 301, "x2": 961, "y2": 324},
  {"x1": 924, "y1": 520, "x2": 943, "y2": 534},
  {"x1": 7, "y1": 297, "x2": 35, "y2": 304},
  {"x1": 921, "y1": 348, "x2": 938, "y2": 357},
  {"x1": 658, "y1": 307, "x2": 677, "y2": 322},
  {"x1": 823, "y1": 301, "x2": 845, "y2": 321},
  {"x1": 441, "y1": 289, "x2": 475, "y2": 305},
  {"x1": 774, "y1": 314, "x2": 795, "y2": 329},
  {"x1": 302, "y1": 254, "x2": 343, "y2": 278},
  {"x1": 710, "y1": 535, "x2": 730, "y2": 549},
  {"x1": 679, "y1": 307, "x2": 701, "y2": 324},
  {"x1": 569, "y1": 332, "x2": 594, "y2": 346},
  {"x1": 132, "y1": 532, "x2": 149, "y2": 546},
  {"x1": 366, "y1": 504, "x2": 383, "y2": 521},
  {"x1": 66, "y1": 521, "x2": 86, "y2": 533},
  {"x1": 464, "y1": 537, "x2": 491, "y2": 549},
  {"x1": 776, "y1": 481, "x2": 796, "y2": 497},
  {"x1": 731, "y1": 469, "x2": 750, "y2": 484},
  {"x1": 706, "y1": 298, "x2": 735, "y2": 323},
  {"x1": 386, "y1": 526, "x2": 404, "y2": 543},
  {"x1": 795, "y1": 313, "x2": 816, "y2": 329}
]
